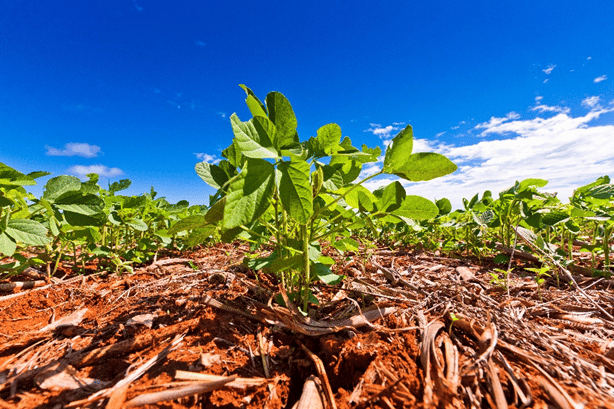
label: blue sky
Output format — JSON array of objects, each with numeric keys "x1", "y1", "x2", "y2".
[{"x1": 1, "y1": 1, "x2": 613, "y2": 209}]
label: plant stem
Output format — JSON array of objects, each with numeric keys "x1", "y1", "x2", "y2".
[{"x1": 301, "y1": 223, "x2": 310, "y2": 312}]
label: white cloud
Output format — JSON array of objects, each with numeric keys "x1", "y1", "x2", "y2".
[
  {"x1": 392, "y1": 122, "x2": 406, "y2": 126},
  {"x1": 587, "y1": 56, "x2": 592, "y2": 60},
  {"x1": 582, "y1": 96, "x2": 601, "y2": 110},
  {"x1": 531, "y1": 104, "x2": 570, "y2": 114},
  {"x1": 543, "y1": 79, "x2": 549, "y2": 84},
  {"x1": 68, "y1": 165, "x2": 123, "y2": 178},
  {"x1": 535, "y1": 96, "x2": 543, "y2": 102},
  {"x1": 364, "y1": 123, "x2": 400, "y2": 139},
  {"x1": 195, "y1": 153, "x2": 221, "y2": 164},
  {"x1": 46, "y1": 143, "x2": 101, "y2": 158},
  {"x1": 217, "y1": 112, "x2": 226, "y2": 118},
  {"x1": 542, "y1": 64, "x2": 556, "y2": 74},
  {"x1": 475, "y1": 112, "x2": 520, "y2": 130},
  {"x1": 435, "y1": 131, "x2": 446, "y2": 138},
  {"x1": 363, "y1": 104, "x2": 614, "y2": 210},
  {"x1": 594, "y1": 75, "x2": 608, "y2": 83}
]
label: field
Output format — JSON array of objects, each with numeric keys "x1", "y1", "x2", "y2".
[
  {"x1": 2, "y1": 87, "x2": 614, "y2": 407},
  {"x1": 1, "y1": 241, "x2": 613, "y2": 408}
]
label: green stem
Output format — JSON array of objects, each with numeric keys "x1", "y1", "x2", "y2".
[{"x1": 301, "y1": 224, "x2": 310, "y2": 312}]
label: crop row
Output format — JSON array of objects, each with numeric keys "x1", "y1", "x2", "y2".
[{"x1": 2, "y1": 86, "x2": 613, "y2": 312}]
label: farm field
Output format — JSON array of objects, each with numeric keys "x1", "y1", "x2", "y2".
[
  {"x1": 2, "y1": 88, "x2": 614, "y2": 407},
  {"x1": 1, "y1": 241, "x2": 613, "y2": 408}
]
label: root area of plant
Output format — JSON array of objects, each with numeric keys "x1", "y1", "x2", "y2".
[{"x1": 1, "y1": 242, "x2": 613, "y2": 408}]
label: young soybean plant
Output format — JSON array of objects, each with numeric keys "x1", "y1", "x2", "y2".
[{"x1": 196, "y1": 85, "x2": 457, "y2": 311}]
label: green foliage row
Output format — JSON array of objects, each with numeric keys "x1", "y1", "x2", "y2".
[{"x1": 0, "y1": 163, "x2": 211, "y2": 276}]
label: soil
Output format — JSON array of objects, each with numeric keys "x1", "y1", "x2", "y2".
[{"x1": 1, "y1": 242, "x2": 613, "y2": 408}]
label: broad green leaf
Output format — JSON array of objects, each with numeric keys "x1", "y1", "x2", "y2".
[
  {"x1": 329, "y1": 155, "x2": 361, "y2": 185},
  {"x1": 338, "y1": 186, "x2": 377, "y2": 212},
  {"x1": 185, "y1": 226, "x2": 217, "y2": 247},
  {"x1": 168, "y1": 215, "x2": 210, "y2": 235},
  {"x1": 268, "y1": 254, "x2": 303, "y2": 273},
  {"x1": 380, "y1": 181, "x2": 406, "y2": 212},
  {"x1": 313, "y1": 263, "x2": 344, "y2": 285},
  {"x1": 230, "y1": 114, "x2": 279, "y2": 159},
  {"x1": 27, "y1": 171, "x2": 51, "y2": 180},
  {"x1": 126, "y1": 218, "x2": 148, "y2": 232},
  {"x1": 0, "y1": 232, "x2": 16, "y2": 256},
  {"x1": 436, "y1": 198, "x2": 452, "y2": 215},
  {"x1": 239, "y1": 84, "x2": 268, "y2": 117},
  {"x1": 64, "y1": 211, "x2": 107, "y2": 227},
  {"x1": 266, "y1": 91, "x2": 298, "y2": 148},
  {"x1": 585, "y1": 184, "x2": 614, "y2": 200},
  {"x1": 278, "y1": 160, "x2": 313, "y2": 224},
  {"x1": 205, "y1": 197, "x2": 226, "y2": 224},
  {"x1": 392, "y1": 152, "x2": 457, "y2": 182},
  {"x1": 223, "y1": 159, "x2": 275, "y2": 229},
  {"x1": 316, "y1": 123, "x2": 342, "y2": 153},
  {"x1": 570, "y1": 207, "x2": 595, "y2": 218},
  {"x1": 123, "y1": 195, "x2": 147, "y2": 209},
  {"x1": 5, "y1": 219, "x2": 51, "y2": 246},
  {"x1": 221, "y1": 142, "x2": 246, "y2": 169},
  {"x1": 55, "y1": 193, "x2": 105, "y2": 215},
  {"x1": 195, "y1": 162, "x2": 229, "y2": 190},
  {"x1": 220, "y1": 226, "x2": 249, "y2": 243},
  {"x1": 392, "y1": 195, "x2": 439, "y2": 220},
  {"x1": 108, "y1": 179, "x2": 131, "y2": 194},
  {"x1": 253, "y1": 116, "x2": 278, "y2": 149},
  {"x1": 332, "y1": 238, "x2": 359, "y2": 252},
  {"x1": 383, "y1": 125, "x2": 413, "y2": 174},
  {"x1": 43, "y1": 176, "x2": 81, "y2": 201},
  {"x1": 518, "y1": 178, "x2": 548, "y2": 191},
  {"x1": 320, "y1": 164, "x2": 344, "y2": 191},
  {"x1": 541, "y1": 211, "x2": 570, "y2": 226},
  {"x1": 0, "y1": 163, "x2": 36, "y2": 186}
]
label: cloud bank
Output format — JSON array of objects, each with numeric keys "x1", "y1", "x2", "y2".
[{"x1": 362, "y1": 99, "x2": 614, "y2": 209}]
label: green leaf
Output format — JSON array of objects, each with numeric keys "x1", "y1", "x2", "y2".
[
  {"x1": 329, "y1": 155, "x2": 361, "y2": 185},
  {"x1": 5, "y1": 219, "x2": 51, "y2": 246},
  {"x1": 392, "y1": 195, "x2": 439, "y2": 220},
  {"x1": 0, "y1": 232, "x2": 16, "y2": 256},
  {"x1": 55, "y1": 193, "x2": 105, "y2": 215},
  {"x1": 268, "y1": 254, "x2": 303, "y2": 273},
  {"x1": 230, "y1": 114, "x2": 279, "y2": 159},
  {"x1": 541, "y1": 211, "x2": 570, "y2": 226},
  {"x1": 265, "y1": 91, "x2": 298, "y2": 148},
  {"x1": 169, "y1": 215, "x2": 210, "y2": 235},
  {"x1": 379, "y1": 181, "x2": 406, "y2": 212},
  {"x1": 332, "y1": 238, "x2": 359, "y2": 252},
  {"x1": 436, "y1": 198, "x2": 452, "y2": 215},
  {"x1": 185, "y1": 226, "x2": 217, "y2": 247},
  {"x1": 391, "y1": 152, "x2": 457, "y2": 182},
  {"x1": 518, "y1": 178, "x2": 548, "y2": 191},
  {"x1": 195, "y1": 162, "x2": 229, "y2": 190},
  {"x1": 0, "y1": 163, "x2": 36, "y2": 186},
  {"x1": 223, "y1": 159, "x2": 275, "y2": 229},
  {"x1": 108, "y1": 179, "x2": 131, "y2": 194},
  {"x1": 253, "y1": 116, "x2": 278, "y2": 150},
  {"x1": 239, "y1": 84, "x2": 268, "y2": 117},
  {"x1": 313, "y1": 263, "x2": 344, "y2": 285},
  {"x1": 221, "y1": 142, "x2": 246, "y2": 169},
  {"x1": 205, "y1": 197, "x2": 226, "y2": 224},
  {"x1": 585, "y1": 184, "x2": 614, "y2": 200},
  {"x1": 316, "y1": 123, "x2": 342, "y2": 154},
  {"x1": 339, "y1": 186, "x2": 377, "y2": 212},
  {"x1": 278, "y1": 160, "x2": 313, "y2": 224},
  {"x1": 126, "y1": 218, "x2": 148, "y2": 232},
  {"x1": 43, "y1": 176, "x2": 81, "y2": 201},
  {"x1": 64, "y1": 211, "x2": 107, "y2": 227},
  {"x1": 383, "y1": 125, "x2": 413, "y2": 174}
]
